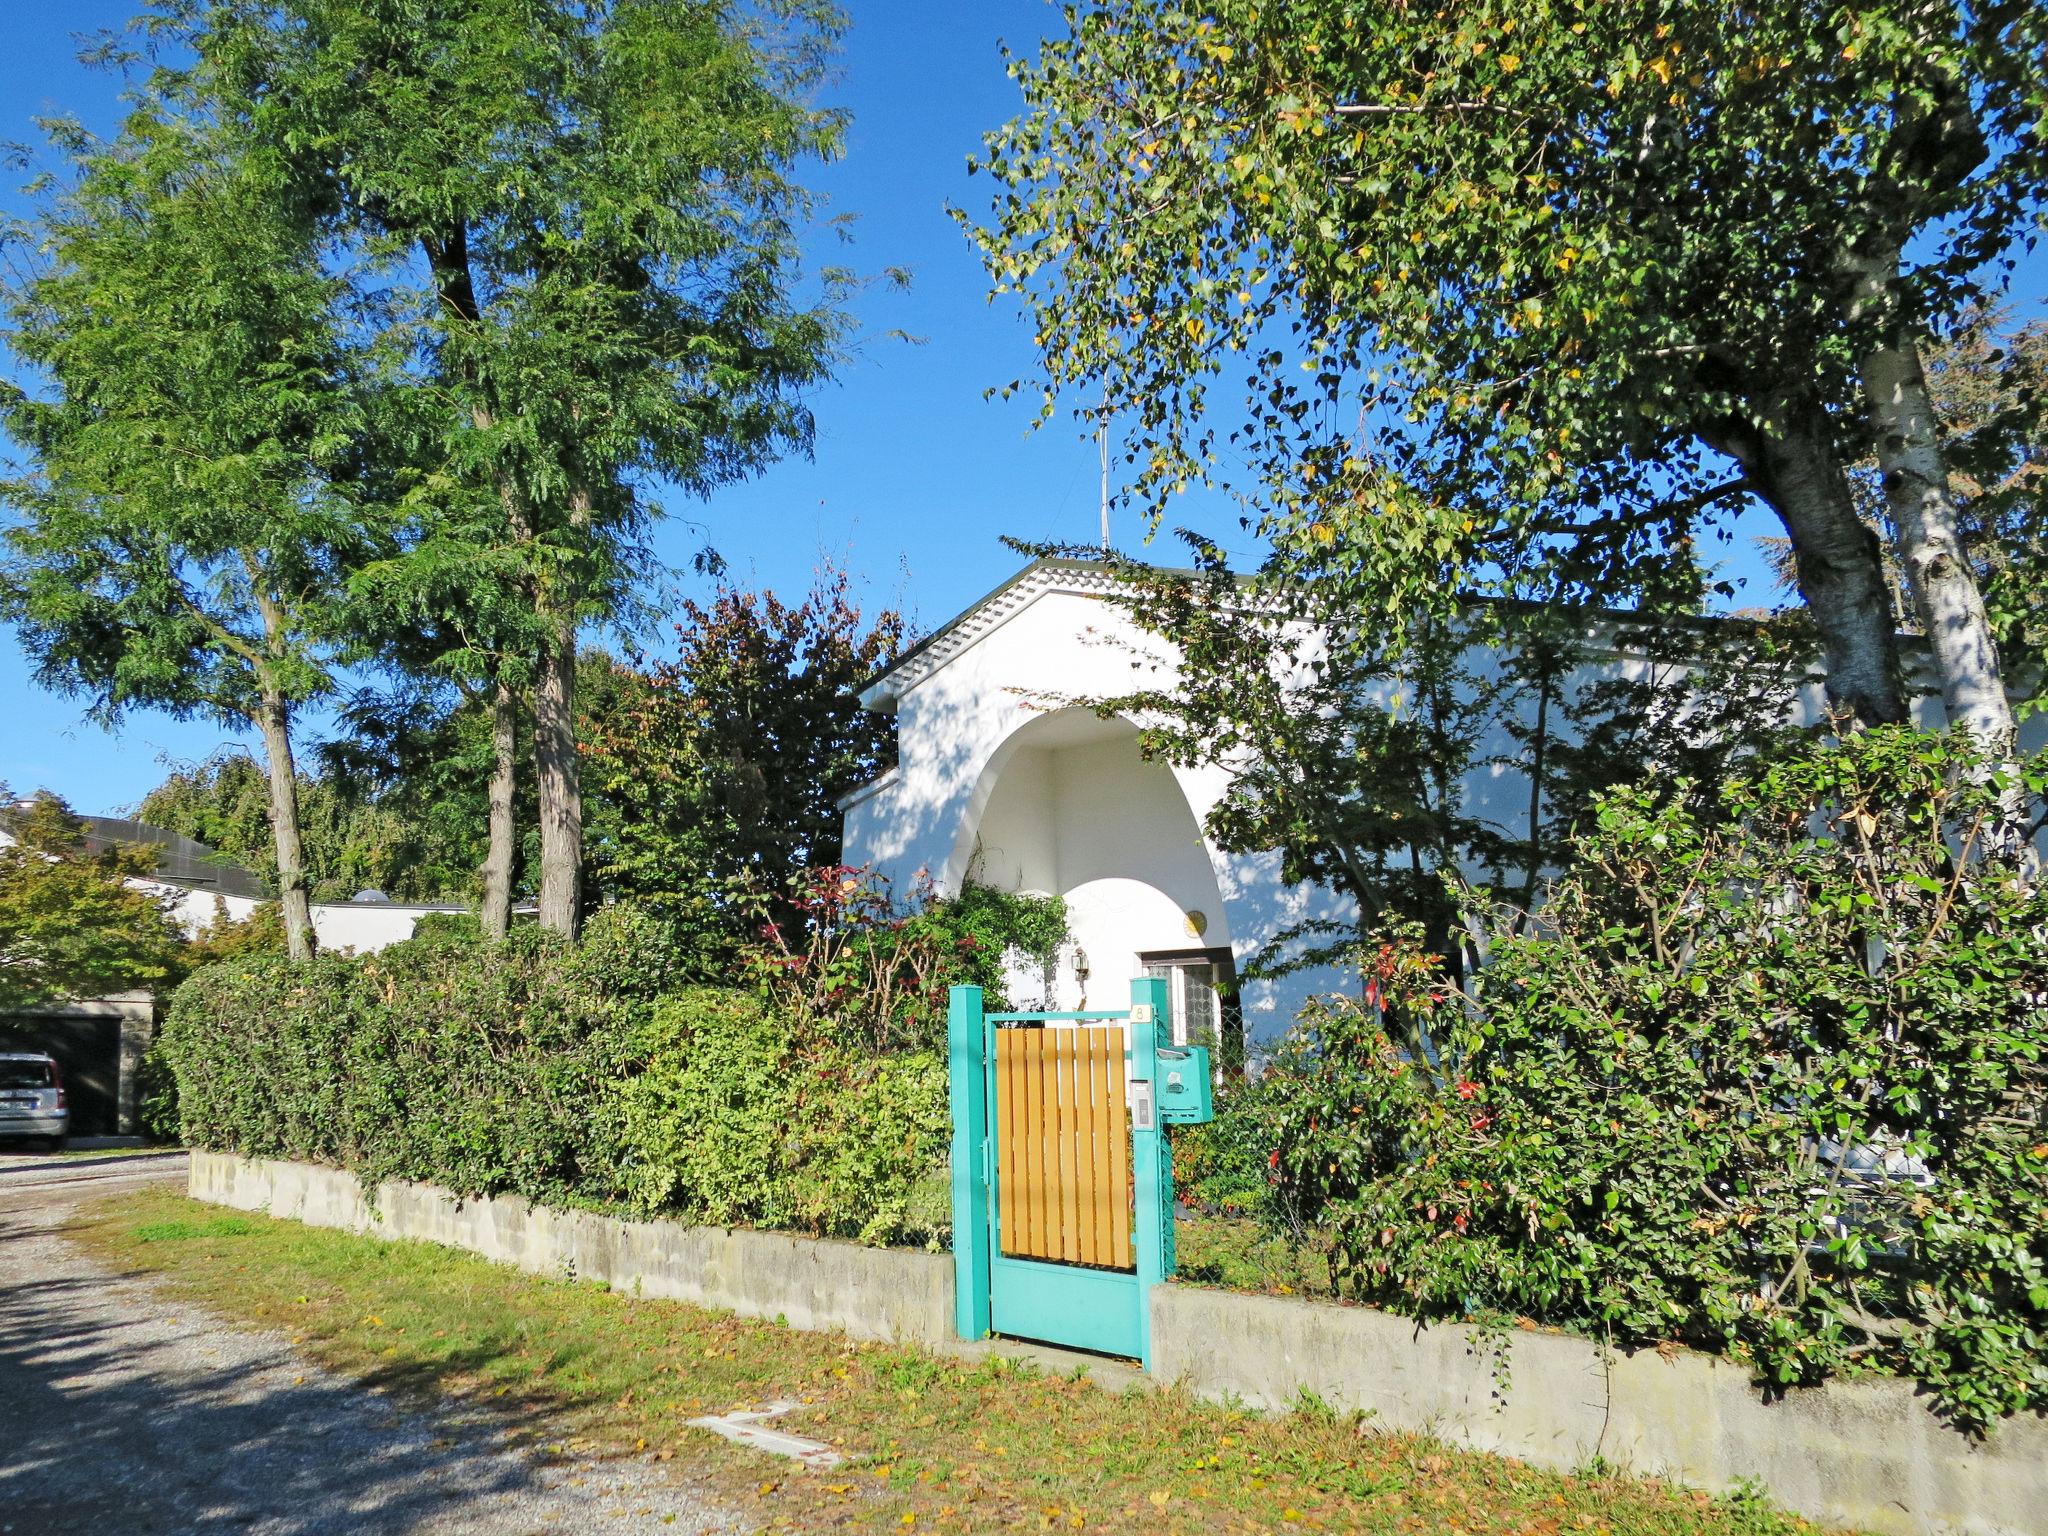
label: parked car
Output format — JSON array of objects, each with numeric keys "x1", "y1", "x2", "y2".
[{"x1": 0, "y1": 1052, "x2": 69, "y2": 1151}]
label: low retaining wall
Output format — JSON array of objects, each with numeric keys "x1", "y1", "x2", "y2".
[
  {"x1": 1154, "y1": 1284, "x2": 2046, "y2": 1536},
  {"x1": 188, "y1": 1152, "x2": 2043, "y2": 1535},
  {"x1": 188, "y1": 1150, "x2": 952, "y2": 1348}
]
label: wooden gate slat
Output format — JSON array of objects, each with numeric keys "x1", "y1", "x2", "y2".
[
  {"x1": 1108, "y1": 1027, "x2": 1132, "y2": 1267},
  {"x1": 1072, "y1": 1029, "x2": 1091, "y2": 1267},
  {"x1": 1103, "y1": 1028, "x2": 1122, "y2": 1264},
  {"x1": 993, "y1": 1023, "x2": 1135, "y2": 1270},
  {"x1": 1037, "y1": 1029, "x2": 1056, "y2": 1259},
  {"x1": 1075, "y1": 1029, "x2": 1099, "y2": 1266},
  {"x1": 1073, "y1": 1028, "x2": 1089, "y2": 1269},
  {"x1": 1019, "y1": 1029, "x2": 1040, "y2": 1257},
  {"x1": 1050, "y1": 1031, "x2": 1064, "y2": 1261},
  {"x1": 1056, "y1": 1036, "x2": 1073, "y2": 1261},
  {"x1": 996, "y1": 1029, "x2": 1015, "y2": 1255}
]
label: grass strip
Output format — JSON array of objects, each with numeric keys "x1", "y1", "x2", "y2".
[{"x1": 71, "y1": 1189, "x2": 1849, "y2": 1535}]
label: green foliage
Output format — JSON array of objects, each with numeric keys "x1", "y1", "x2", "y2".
[
  {"x1": 1238, "y1": 729, "x2": 2047, "y2": 1429},
  {"x1": 1172, "y1": 1213, "x2": 1330, "y2": 1298},
  {"x1": 215, "y1": 0, "x2": 867, "y2": 932},
  {"x1": 582, "y1": 569, "x2": 903, "y2": 957},
  {"x1": 1170, "y1": 1086, "x2": 1278, "y2": 1222},
  {"x1": 0, "y1": 788, "x2": 187, "y2": 1010},
  {"x1": 180, "y1": 899, "x2": 286, "y2": 969},
  {"x1": 134, "y1": 755, "x2": 277, "y2": 883},
  {"x1": 1044, "y1": 553, "x2": 1806, "y2": 973},
  {"x1": 741, "y1": 868, "x2": 1068, "y2": 1053},
  {"x1": 162, "y1": 935, "x2": 626, "y2": 1204},
  {"x1": 943, "y1": 883, "x2": 1071, "y2": 999},
  {"x1": 407, "y1": 911, "x2": 482, "y2": 946},
  {"x1": 969, "y1": 2, "x2": 2048, "y2": 725},
  {"x1": 0, "y1": 50, "x2": 373, "y2": 734},
  {"x1": 158, "y1": 902, "x2": 953, "y2": 1246},
  {"x1": 139, "y1": 748, "x2": 487, "y2": 904},
  {"x1": 608, "y1": 989, "x2": 949, "y2": 1247},
  {"x1": 0, "y1": 33, "x2": 382, "y2": 953}
]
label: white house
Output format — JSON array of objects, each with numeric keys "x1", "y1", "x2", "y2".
[{"x1": 839, "y1": 557, "x2": 2009, "y2": 1059}]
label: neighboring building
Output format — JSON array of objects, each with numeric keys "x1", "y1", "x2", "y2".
[
  {"x1": 2, "y1": 811, "x2": 469, "y2": 1134},
  {"x1": 839, "y1": 558, "x2": 2019, "y2": 1060},
  {"x1": 71, "y1": 816, "x2": 470, "y2": 953}
]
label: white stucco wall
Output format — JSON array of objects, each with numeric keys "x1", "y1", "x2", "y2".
[
  {"x1": 843, "y1": 562, "x2": 2044, "y2": 1054},
  {"x1": 310, "y1": 903, "x2": 460, "y2": 954},
  {"x1": 156, "y1": 883, "x2": 265, "y2": 940},
  {"x1": 154, "y1": 881, "x2": 458, "y2": 954},
  {"x1": 842, "y1": 576, "x2": 1355, "y2": 1043}
]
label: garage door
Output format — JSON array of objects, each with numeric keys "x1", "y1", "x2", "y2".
[{"x1": 0, "y1": 1016, "x2": 123, "y2": 1136}]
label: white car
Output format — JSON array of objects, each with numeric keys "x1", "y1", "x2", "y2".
[{"x1": 0, "y1": 1053, "x2": 69, "y2": 1151}]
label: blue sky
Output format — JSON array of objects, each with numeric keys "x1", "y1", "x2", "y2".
[
  {"x1": 1, "y1": 3, "x2": 2041, "y2": 814},
  {"x1": 1, "y1": 0, "x2": 1134, "y2": 813}
]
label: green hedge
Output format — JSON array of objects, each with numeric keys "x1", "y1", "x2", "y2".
[
  {"x1": 158, "y1": 906, "x2": 949, "y2": 1246},
  {"x1": 611, "y1": 990, "x2": 948, "y2": 1245},
  {"x1": 1216, "y1": 729, "x2": 2048, "y2": 1432}
]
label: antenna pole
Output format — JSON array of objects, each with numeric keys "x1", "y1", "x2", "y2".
[{"x1": 1097, "y1": 408, "x2": 1111, "y2": 551}]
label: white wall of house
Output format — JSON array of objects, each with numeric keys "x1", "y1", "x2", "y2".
[
  {"x1": 841, "y1": 567, "x2": 1355, "y2": 1044},
  {"x1": 155, "y1": 883, "x2": 265, "y2": 939},
  {"x1": 144, "y1": 881, "x2": 455, "y2": 955},
  {"x1": 310, "y1": 902, "x2": 464, "y2": 954},
  {"x1": 840, "y1": 560, "x2": 2036, "y2": 1056}
]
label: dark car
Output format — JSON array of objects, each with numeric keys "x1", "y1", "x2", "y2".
[{"x1": 0, "y1": 1052, "x2": 69, "y2": 1151}]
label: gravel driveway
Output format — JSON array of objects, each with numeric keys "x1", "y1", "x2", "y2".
[{"x1": 0, "y1": 1153, "x2": 742, "y2": 1536}]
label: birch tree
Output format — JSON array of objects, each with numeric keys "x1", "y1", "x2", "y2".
[{"x1": 968, "y1": 0, "x2": 2046, "y2": 742}]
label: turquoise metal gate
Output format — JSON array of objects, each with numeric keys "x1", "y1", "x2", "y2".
[{"x1": 949, "y1": 976, "x2": 1212, "y2": 1367}]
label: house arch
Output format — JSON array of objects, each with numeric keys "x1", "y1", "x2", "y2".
[{"x1": 944, "y1": 706, "x2": 1231, "y2": 1017}]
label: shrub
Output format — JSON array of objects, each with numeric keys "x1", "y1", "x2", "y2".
[
  {"x1": 406, "y1": 910, "x2": 480, "y2": 945},
  {"x1": 742, "y1": 867, "x2": 1066, "y2": 1052},
  {"x1": 159, "y1": 912, "x2": 952, "y2": 1247},
  {"x1": 160, "y1": 932, "x2": 624, "y2": 1205},
  {"x1": 609, "y1": 987, "x2": 949, "y2": 1247},
  {"x1": 1248, "y1": 728, "x2": 2048, "y2": 1430}
]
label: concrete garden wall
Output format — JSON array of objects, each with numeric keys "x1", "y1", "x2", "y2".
[
  {"x1": 1152, "y1": 1284, "x2": 2046, "y2": 1536},
  {"x1": 187, "y1": 1150, "x2": 952, "y2": 1348},
  {"x1": 189, "y1": 1152, "x2": 2043, "y2": 1535}
]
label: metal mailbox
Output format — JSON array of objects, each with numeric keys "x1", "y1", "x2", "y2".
[{"x1": 1155, "y1": 1045, "x2": 1215, "y2": 1124}]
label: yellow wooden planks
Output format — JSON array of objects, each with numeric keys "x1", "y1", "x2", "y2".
[
  {"x1": 1105, "y1": 1027, "x2": 1132, "y2": 1267},
  {"x1": 1077, "y1": 1030, "x2": 1102, "y2": 1266},
  {"x1": 995, "y1": 1029, "x2": 1017, "y2": 1256},
  {"x1": 995, "y1": 1025, "x2": 1132, "y2": 1269}
]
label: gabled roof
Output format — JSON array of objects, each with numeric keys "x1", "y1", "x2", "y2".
[
  {"x1": 78, "y1": 816, "x2": 270, "y2": 900},
  {"x1": 858, "y1": 556, "x2": 1830, "y2": 713},
  {"x1": 859, "y1": 558, "x2": 1130, "y2": 711}
]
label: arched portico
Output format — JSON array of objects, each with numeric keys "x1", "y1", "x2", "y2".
[{"x1": 946, "y1": 708, "x2": 1234, "y2": 1032}]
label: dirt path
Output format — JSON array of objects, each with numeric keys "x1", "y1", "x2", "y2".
[{"x1": 0, "y1": 1154, "x2": 742, "y2": 1536}]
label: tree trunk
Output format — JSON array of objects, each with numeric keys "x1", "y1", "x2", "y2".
[
  {"x1": 1850, "y1": 269, "x2": 2015, "y2": 749},
  {"x1": 426, "y1": 222, "x2": 538, "y2": 932},
  {"x1": 1699, "y1": 404, "x2": 1908, "y2": 727},
  {"x1": 533, "y1": 485, "x2": 590, "y2": 938},
  {"x1": 254, "y1": 679, "x2": 315, "y2": 961},
  {"x1": 533, "y1": 623, "x2": 581, "y2": 937},
  {"x1": 480, "y1": 673, "x2": 518, "y2": 941}
]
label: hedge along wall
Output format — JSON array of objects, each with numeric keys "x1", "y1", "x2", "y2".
[{"x1": 158, "y1": 908, "x2": 950, "y2": 1248}]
